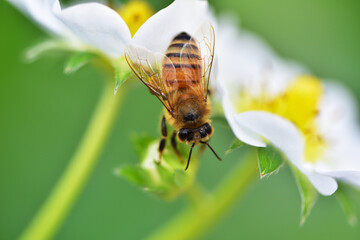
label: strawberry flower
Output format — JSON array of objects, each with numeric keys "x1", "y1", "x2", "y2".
[
  {"x1": 215, "y1": 19, "x2": 360, "y2": 196},
  {"x1": 8, "y1": 0, "x2": 209, "y2": 90},
  {"x1": 7, "y1": 0, "x2": 155, "y2": 91}
]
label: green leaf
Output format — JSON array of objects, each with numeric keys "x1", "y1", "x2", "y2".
[
  {"x1": 226, "y1": 139, "x2": 245, "y2": 154},
  {"x1": 291, "y1": 166, "x2": 318, "y2": 225},
  {"x1": 257, "y1": 144, "x2": 284, "y2": 178},
  {"x1": 335, "y1": 183, "x2": 358, "y2": 226},
  {"x1": 64, "y1": 52, "x2": 96, "y2": 74}
]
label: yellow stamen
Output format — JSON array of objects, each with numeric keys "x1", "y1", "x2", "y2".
[
  {"x1": 117, "y1": 1, "x2": 154, "y2": 36},
  {"x1": 236, "y1": 75, "x2": 326, "y2": 163},
  {"x1": 275, "y1": 76, "x2": 322, "y2": 129}
]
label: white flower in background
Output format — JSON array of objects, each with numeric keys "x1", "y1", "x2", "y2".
[{"x1": 215, "y1": 18, "x2": 360, "y2": 196}]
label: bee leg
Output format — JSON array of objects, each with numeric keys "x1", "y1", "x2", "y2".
[
  {"x1": 185, "y1": 143, "x2": 196, "y2": 171},
  {"x1": 158, "y1": 116, "x2": 167, "y2": 164},
  {"x1": 171, "y1": 131, "x2": 184, "y2": 163}
]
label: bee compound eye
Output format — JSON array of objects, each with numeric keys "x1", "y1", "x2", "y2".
[
  {"x1": 199, "y1": 128, "x2": 207, "y2": 138},
  {"x1": 178, "y1": 129, "x2": 188, "y2": 141},
  {"x1": 204, "y1": 123, "x2": 212, "y2": 134},
  {"x1": 186, "y1": 130, "x2": 194, "y2": 141}
]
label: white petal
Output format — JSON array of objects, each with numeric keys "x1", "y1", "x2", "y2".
[
  {"x1": 8, "y1": 0, "x2": 71, "y2": 37},
  {"x1": 235, "y1": 111, "x2": 304, "y2": 164},
  {"x1": 57, "y1": 2, "x2": 131, "y2": 59},
  {"x1": 306, "y1": 173, "x2": 338, "y2": 196},
  {"x1": 319, "y1": 170, "x2": 360, "y2": 188},
  {"x1": 221, "y1": 98, "x2": 266, "y2": 147},
  {"x1": 132, "y1": 0, "x2": 209, "y2": 54},
  {"x1": 318, "y1": 81, "x2": 358, "y2": 139},
  {"x1": 235, "y1": 111, "x2": 338, "y2": 195},
  {"x1": 315, "y1": 81, "x2": 360, "y2": 173}
]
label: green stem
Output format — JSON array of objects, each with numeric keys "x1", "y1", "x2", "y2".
[
  {"x1": 148, "y1": 149, "x2": 258, "y2": 240},
  {"x1": 20, "y1": 80, "x2": 125, "y2": 240}
]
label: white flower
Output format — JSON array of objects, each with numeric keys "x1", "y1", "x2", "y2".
[{"x1": 215, "y1": 18, "x2": 360, "y2": 195}]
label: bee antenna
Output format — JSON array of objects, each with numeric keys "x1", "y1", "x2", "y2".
[
  {"x1": 185, "y1": 143, "x2": 196, "y2": 171},
  {"x1": 201, "y1": 141, "x2": 222, "y2": 161}
]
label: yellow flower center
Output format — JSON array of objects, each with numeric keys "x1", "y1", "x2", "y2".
[
  {"x1": 236, "y1": 75, "x2": 326, "y2": 163},
  {"x1": 117, "y1": 1, "x2": 154, "y2": 37}
]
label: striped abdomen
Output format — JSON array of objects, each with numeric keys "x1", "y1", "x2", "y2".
[{"x1": 162, "y1": 32, "x2": 202, "y2": 90}]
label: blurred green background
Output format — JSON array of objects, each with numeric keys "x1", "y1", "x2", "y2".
[{"x1": 1, "y1": 0, "x2": 360, "y2": 239}]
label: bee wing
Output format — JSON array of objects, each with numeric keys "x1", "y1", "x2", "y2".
[
  {"x1": 192, "y1": 21, "x2": 215, "y2": 100},
  {"x1": 125, "y1": 44, "x2": 176, "y2": 113},
  {"x1": 177, "y1": 41, "x2": 203, "y2": 97}
]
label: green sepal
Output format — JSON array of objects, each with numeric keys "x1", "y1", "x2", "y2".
[
  {"x1": 226, "y1": 139, "x2": 245, "y2": 154},
  {"x1": 64, "y1": 52, "x2": 96, "y2": 74},
  {"x1": 173, "y1": 169, "x2": 192, "y2": 188},
  {"x1": 335, "y1": 183, "x2": 358, "y2": 226},
  {"x1": 114, "y1": 58, "x2": 133, "y2": 94},
  {"x1": 131, "y1": 134, "x2": 156, "y2": 160},
  {"x1": 290, "y1": 166, "x2": 318, "y2": 225},
  {"x1": 24, "y1": 39, "x2": 69, "y2": 62},
  {"x1": 257, "y1": 144, "x2": 284, "y2": 178},
  {"x1": 118, "y1": 166, "x2": 151, "y2": 186},
  {"x1": 116, "y1": 134, "x2": 195, "y2": 201}
]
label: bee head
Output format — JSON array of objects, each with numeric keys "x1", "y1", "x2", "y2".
[
  {"x1": 179, "y1": 122, "x2": 221, "y2": 171},
  {"x1": 178, "y1": 122, "x2": 213, "y2": 143}
]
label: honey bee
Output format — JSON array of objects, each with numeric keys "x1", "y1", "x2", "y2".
[{"x1": 125, "y1": 22, "x2": 221, "y2": 170}]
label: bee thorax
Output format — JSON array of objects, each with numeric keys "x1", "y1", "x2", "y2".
[
  {"x1": 181, "y1": 105, "x2": 200, "y2": 122},
  {"x1": 176, "y1": 95, "x2": 204, "y2": 123}
]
